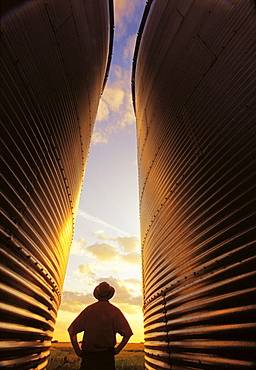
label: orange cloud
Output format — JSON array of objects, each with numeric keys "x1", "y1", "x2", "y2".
[
  {"x1": 86, "y1": 242, "x2": 118, "y2": 261},
  {"x1": 96, "y1": 99, "x2": 109, "y2": 121},
  {"x1": 116, "y1": 235, "x2": 140, "y2": 252},
  {"x1": 93, "y1": 230, "x2": 105, "y2": 235},
  {"x1": 97, "y1": 276, "x2": 142, "y2": 309},
  {"x1": 70, "y1": 237, "x2": 86, "y2": 255},
  {"x1": 60, "y1": 276, "x2": 142, "y2": 314},
  {"x1": 60, "y1": 291, "x2": 94, "y2": 312},
  {"x1": 78, "y1": 264, "x2": 96, "y2": 278},
  {"x1": 104, "y1": 87, "x2": 125, "y2": 111},
  {"x1": 91, "y1": 130, "x2": 109, "y2": 144},
  {"x1": 92, "y1": 63, "x2": 136, "y2": 145},
  {"x1": 82, "y1": 234, "x2": 141, "y2": 265},
  {"x1": 121, "y1": 251, "x2": 141, "y2": 265}
]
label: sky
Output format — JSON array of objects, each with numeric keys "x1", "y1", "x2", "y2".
[{"x1": 53, "y1": 0, "x2": 146, "y2": 343}]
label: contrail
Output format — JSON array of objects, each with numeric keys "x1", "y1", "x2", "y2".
[{"x1": 77, "y1": 209, "x2": 130, "y2": 236}]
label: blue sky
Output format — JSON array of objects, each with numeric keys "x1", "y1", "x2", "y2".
[{"x1": 53, "y1": 0, "x2": 146, "y2": 343}]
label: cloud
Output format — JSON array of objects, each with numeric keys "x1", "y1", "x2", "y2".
[
  {"x1": 92, "y1": 65, "x2": 136, "y2": 145},
  {"x1": 93, "y1": 230, "x2": 112, "y2": 241},
  {"x1": 111, "y1": 66, "x2": 131, "y2": 93},
  {"x1": 70, "y1": 238, "x2": 86, "y2": 255},
  {"x1": 114, "y1": 0, "x2": 139, "y2": 39},
  {"x1": 60, "y1": 276, "x2": 142, "y2": 314},
  {"x1": 76, "y1": 264, "x2": 96, "y2": 284},
  {"x1": 96, "y1": 99, "x2": 110, "y2": 122},
  {"x1": 91, "y1": 130, "x2": 109, "y2": 145},
  {"x1": 92, "y1": 1, "x2": 145, "y2": 146},
  {"x1": 98, "y1": 276, "x2": 142, "y2": 307},
  {"x1": 97, "y1": 234, "x2": 111, "y2": 240},
  {"x1": 116, "y1": 236, "x2": 139, "y2": 252},
  {"x1": 86, "y1": 242, "x2": 118, "y2": 261},
  {"x1": 82, "y1": 234, "x2": 141, "y2": 265},
  {"x1": 103, "y1": 87, "x2": 125, "y2": 111},
  {"x1": 78, "y1": 264, "x2": 96, "y2": 278},
  {"x1": 102, "y1": 276, "x2": 142, "y2": 311},
  {"x1": 77, "y1": 209, "x2": 129, "y2": 236},
  {"x1": 70, "y1": 227, "x2": 141, "y2": 267},
  {"x1": 94, "y1": 232, "x2": 139, "y2": 251},
  {"x1": 93, "y1": 230, "x2": 105, "y2": 236},
  {"x1": 121, "y1": 251, "x2": 141, "y2": 265},
  {"x1": 123, "y1": 34, "x2": 137, "y2": 61},
  {"x1": 60, "y1": 291, "x2": 94, "y2": 313},
  {"x1": 114, "y1": 65, "x2": 123, "y2": 80},
  {"x1": 123, "y1": 278, "x2": 142, "y2": 286},
  {"x1": 96, "y1": 86, "x2": 125, "y2": 123}
]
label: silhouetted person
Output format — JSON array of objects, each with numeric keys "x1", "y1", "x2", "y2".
[{"x1": 68, "y1": 281, "x2": 133, "y2": 369}]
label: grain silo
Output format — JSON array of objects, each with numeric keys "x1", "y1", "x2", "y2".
[
  {"x1": 132, "y1": 1, "x2": 256, "y2": 369},
  {"x1": 1, "y1": 0, "x2": 113, "y2": 368}
]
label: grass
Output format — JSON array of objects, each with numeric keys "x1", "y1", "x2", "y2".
[{"x1": 47, "y1": 342, "x2": 144, "y2": 369}]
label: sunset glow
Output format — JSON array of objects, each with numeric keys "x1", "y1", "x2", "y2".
[{"x1": 53, "y1": 0, "x2": 145, "y2": 343}]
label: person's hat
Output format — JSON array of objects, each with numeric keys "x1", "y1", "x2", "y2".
[{"x1": 93, "y1": 281, "x2": 115, "y2": 301}]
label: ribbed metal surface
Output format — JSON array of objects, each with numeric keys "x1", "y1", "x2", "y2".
[
  {"x1": 132, "y1": 0, "x2": 256, "y2": 369},
  {"x1": 0, "y1": 0, "x2": 113, "y2": 368}
]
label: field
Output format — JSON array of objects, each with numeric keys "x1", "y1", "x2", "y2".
[{"x1": 47, "y1": 342, "x2": 145, "y2": 369}]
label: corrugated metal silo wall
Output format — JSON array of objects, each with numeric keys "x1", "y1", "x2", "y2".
[
  {"x1": 132, "y1": 0, "x2": 256, "y2": 369},
  {"x1": 0, "y1": 0, "x2": 113, "y2": 368}
]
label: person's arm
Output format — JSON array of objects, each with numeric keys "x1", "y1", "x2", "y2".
[
  {"x1": 68, "y1": 330, "x2": 83, "y2": 357},
  {"x1": 114, "y1": 335, "x2": 132, "y2": 355}
]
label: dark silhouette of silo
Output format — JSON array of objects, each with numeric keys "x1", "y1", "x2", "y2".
[
  {"x1": 132, "y1": 1, "x2": 256, "y2": 369},
  {"x1": 1, "y1": 0, "x2": 113, "y2": 368}
]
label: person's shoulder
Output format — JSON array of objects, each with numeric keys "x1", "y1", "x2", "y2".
[
  {"x1": 87, "y1": 301, "x2": 98, "y2": 310},
  {"x1": 108, "y1": 302, "x2": 122, "y2": 313},
  {"x1": 79, "y1": 302, "x2": 96, "y2": 314}
]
